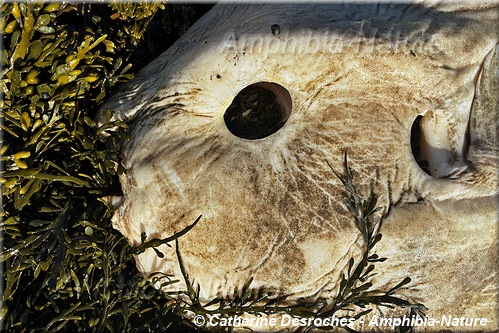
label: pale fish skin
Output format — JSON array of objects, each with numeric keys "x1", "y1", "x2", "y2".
[{"x1": 97, "y1": 1, "x2": 498, "y2": 332}]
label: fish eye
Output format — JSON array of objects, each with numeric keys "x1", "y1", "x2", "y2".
[{"x1": 223, "y1": 82, "x2": 292, "y2": 140}]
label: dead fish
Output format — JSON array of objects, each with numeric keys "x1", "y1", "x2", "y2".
[{"x1": 97, "y1": 2, "x2": 498, "y2": 331}]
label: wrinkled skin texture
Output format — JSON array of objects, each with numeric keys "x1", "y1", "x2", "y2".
[{"x1": 98, "y1": 1, "x2": 498, "y2": 331}]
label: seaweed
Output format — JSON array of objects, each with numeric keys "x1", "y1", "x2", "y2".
[{"x1": 1, "y1": 2, "x2": 211, "y2": 332}]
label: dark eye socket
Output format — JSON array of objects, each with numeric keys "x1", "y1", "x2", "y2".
[{"x1": 224, "y1": 82, "x2": 292, "y2": 140}]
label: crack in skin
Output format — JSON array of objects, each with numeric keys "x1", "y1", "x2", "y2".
[{"x1": 99, "y1": 2, "x2": 499, "y2": 331}]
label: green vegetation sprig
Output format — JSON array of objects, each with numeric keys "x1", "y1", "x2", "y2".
[
  {"x1": 309, "y1": 152, "x2": 428, "y2": 331},
  {"x1": 135, "y1": 215, "x2": 202, "y2": 257}
]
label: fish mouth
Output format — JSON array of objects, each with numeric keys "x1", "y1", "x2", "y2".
[{"x1": 411, "y1": 43, "x2": 498, "y2": 198}]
